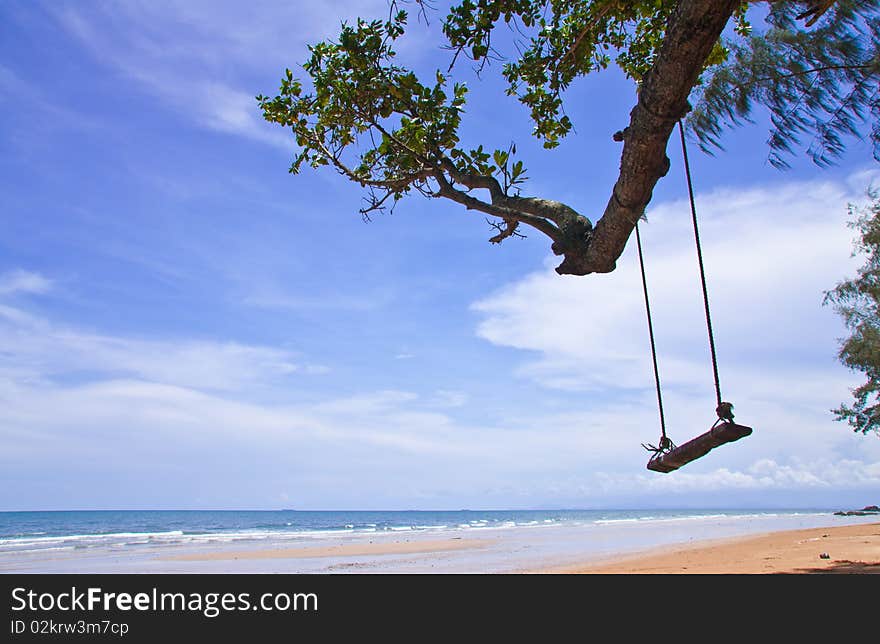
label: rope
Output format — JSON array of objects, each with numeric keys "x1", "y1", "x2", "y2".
[
  {"x1": 678, "y1": 120, "x2": 723, "y2": 410},
  {"x1": 638, "y1": 121, "x2": 731, "y2": 457},
  {"x1": 635, "y1": 220, "x2": 668, "y2": 448}
]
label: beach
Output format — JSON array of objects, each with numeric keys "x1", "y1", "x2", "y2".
[
  {"x1": 156, "y1": 522, "x2": 880, "y2": 573},
  {"x1": 1, "y1": 509, "x2": 878, "y2": 574},
  {"x1": 543, "y1": 521, "x2": 880, "y2": 573}
]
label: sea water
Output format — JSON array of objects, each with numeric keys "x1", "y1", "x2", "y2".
[{"x1": 0, "y1": 508, "x2": 857, "y2": 557}]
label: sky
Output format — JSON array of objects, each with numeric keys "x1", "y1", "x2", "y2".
[{"x1": 1, "y1": 0, "x2": 879, "y2": 511}]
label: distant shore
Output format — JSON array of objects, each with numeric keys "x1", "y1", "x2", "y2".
[{"x1": 538, "y1": 522, "x2": 880, "y2": 574}]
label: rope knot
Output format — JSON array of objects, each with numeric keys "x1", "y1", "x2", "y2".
[{"x1": 716, "y1": 401, "x2": 735, "y2": 422}]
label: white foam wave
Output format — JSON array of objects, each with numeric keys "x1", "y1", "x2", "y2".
[
  {"x1": 0, "y1": 510, "x2": 834, "y2": 553},
  {"x1": 0, "y1": 530, "x2": 186, "y2": 547}
]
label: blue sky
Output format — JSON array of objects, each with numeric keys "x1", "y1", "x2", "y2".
[{"x1": 1, "y1": 0, "x2": 879, "y2": 510}]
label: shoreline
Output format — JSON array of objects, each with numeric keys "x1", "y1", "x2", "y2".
[
  {"x1": 162, "y1": 523, "x2": 880, "y2": 573},
  {"x1": 160, "y1": 537, "x2": 493, "y2": 562},
  {"x1": 1, "y1": 514, "x2": 878, "y2": 574}
]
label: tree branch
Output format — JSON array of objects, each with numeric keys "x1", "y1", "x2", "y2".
[
  {"x1": 303, "y1": 132, "x2": 433, "y2": 192},
  {"x1": 561, "y1": 0, "x2": 742, "y2": 275},
  {"x1": 433, "y1": 171, "x2": 563, "y2": 242},
  {"x1": 439, "y1": 158, "x2": 505, "y2": 201},
  {"x1": 487, "y1": 218, "x2": 525, "y2": 243},
  {"x1": 559, "y1": 2, "x2": 617, "y2": 68},
  {"x1": 438, "y1": 157, "x2": 587, "y2": 231}
]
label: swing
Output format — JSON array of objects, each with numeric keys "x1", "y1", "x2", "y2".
[{"x1": 638, "y1": 122, "x2": 753, "y2": 474}]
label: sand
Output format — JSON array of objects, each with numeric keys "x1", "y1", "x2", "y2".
[
  {"x1": 4, "y1": 516, "x2": 878, "y2": 574},
  {"x1": 162, "y1": 538, "x2": 492, "y2": 562},
  {"x1": 543, "y1": 521, "x2": 880, "y2": 574},
  {"x1": 166, "y1": 522, "x2": 880, "y2": 573}
]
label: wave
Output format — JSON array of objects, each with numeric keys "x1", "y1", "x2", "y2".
[
  {"x1": 0, "y1": 509, "x2": 836, "y2": 553},
  {"x1": 0, "y1": 529, "x2": 185, "y2": 546}
]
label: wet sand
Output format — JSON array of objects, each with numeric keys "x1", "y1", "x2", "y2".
[
  {"x1": 162, "y1": 538, "x2": 492, "y2": 562},
  {"x1": 3, "y1": 516, "x2": 878, "y2": 574}
]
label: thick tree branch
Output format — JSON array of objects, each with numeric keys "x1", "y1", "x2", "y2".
[
  {"x1": 264, "y1": 0, "x2": 785, "y2": 276},
  {"x1": 439, "y1": 157, "x2": 590, "y2": 235},
  {"x1": 559, "y1": 0, "x2": 742, "y2": 275},
  {"x1": 436, "y1": 157, "x2": 595, "y2": 254},
  {"x1": 433, "y1": 172, "x2": 563, "y2": 242},
  {"x1": 496, "y1": 195, "x2": 584, "y2": 228},
  {"x1": 439, "y1": 158, "x2": 505, "y2": 201}
]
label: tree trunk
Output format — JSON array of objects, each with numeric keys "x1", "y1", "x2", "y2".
[{"x1": 556, "y1": 0, "x2": 742, "y2": 275}]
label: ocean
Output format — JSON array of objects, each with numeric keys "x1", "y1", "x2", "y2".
[{"x1": 0, "y1": 508, "x2": 845, "y2": 556}]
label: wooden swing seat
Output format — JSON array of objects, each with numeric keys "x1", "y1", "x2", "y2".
[{"x1": 646, "y1": 421, "x2": 753, "y2": 473}]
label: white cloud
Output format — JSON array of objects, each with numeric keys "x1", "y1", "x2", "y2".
[
  {"x1": 196, "y1": 83, "x2": 294, "y2": 149},
  {"x1": 471, "y1": 174, "x2": 876, "y2": 407},
  {"x1": 2, "y1": 339, "x2": 878, "y2": 508},
  {"x1": 0, "y1": 302, "x2": 301, "y2": 392},
  {"x1": 243, "y1": 289, "x2": 390, "y2": 312},
  {"x1": 472, "y1": 177, "x2": 866, "y2": 394},
  {"x1": 431, "y1": 389, "x2": 469, "y2": 408},
  {"x1": 0, "y1": 270, "x2": 52, "y2": 296},
  {"x1": 312, "y1": 390, "x2": 420, "y2": 416},
  {"x1": 468, "y1": 170, "x2": 880, "y2": 500},
  {"x1": 3, "y1": 172, "x2": 880, "y2": 509},
  {"x1": 47, "y1": 0, "x2": 391, "y2": 148},
  {"x1": 589, "y1": 457, "x2": 880, "y2": 497}
]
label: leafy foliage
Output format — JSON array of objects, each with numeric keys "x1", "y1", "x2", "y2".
[
  {"x1": 255, "y1": 2, "x2": 745, "y2": 222},
  {"x1": 257, "y1": 1, "x2": 880, "y2": 274},
  {"x1": 441, "y1": 1, "x2": 749, "y2": 148},
  {"x1": 258, "y1": 12, "x2": 455, "y2": 212},
  {"x1": 825, "y1": 190, "x2": 880, "y2": 435},
  {"x1": 690, "y1": 0, "x2": 880, "y2": 168},
  {"x1": 259, "y1": 2, "x2": 878, "y2": 212},
  {"x1": 257, "y1": 10, "x2": 539, "y2": 220}
]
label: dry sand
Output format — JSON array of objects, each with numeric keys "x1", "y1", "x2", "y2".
[{"x1": 543, "y1": 521, "x2": 880, "y2": 574}]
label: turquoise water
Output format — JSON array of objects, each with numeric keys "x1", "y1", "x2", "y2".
[{"x1": 0, "y1": 508, "x2": 836, "y2": 554}]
